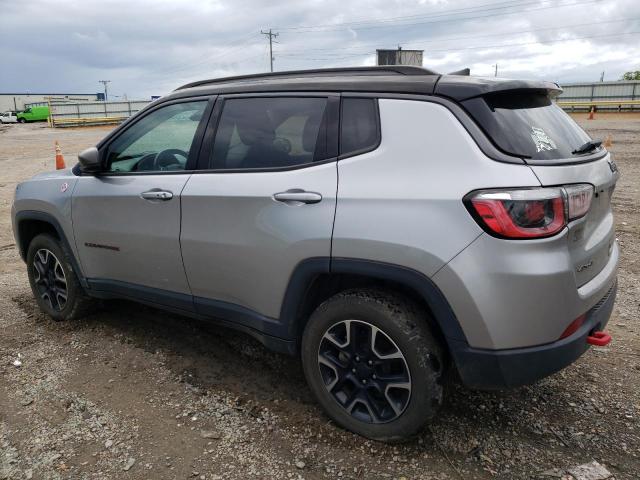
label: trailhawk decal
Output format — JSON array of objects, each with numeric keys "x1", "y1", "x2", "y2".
[
  {"x1": 84, "y1": 242, "x2": 120, "y2": 252},
  {"x1": 530, "y1": 126, "x2": 557, "y2": 153}
]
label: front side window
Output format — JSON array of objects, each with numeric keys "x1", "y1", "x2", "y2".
[
  {"x1": 211, "y1": 97, "x2": 329, "y2": 170},
  {"x1": 106, "y1": 101, "x2": 206, "y2": 172}
]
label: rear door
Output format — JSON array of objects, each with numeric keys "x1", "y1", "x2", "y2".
[
  {"x1": 180, "y1": 94, "x2": 339, "y2": 327},
  {"x1": 72, "y1": 98, "x2": 212, "y2": 304}
]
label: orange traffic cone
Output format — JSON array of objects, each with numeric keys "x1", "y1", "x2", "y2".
[
  {"x1": 588, "y1": 106, "x2": 595, "y2": 120},
  {"x1": 55, "y1": 141, "x2": 66, "y2": 170}
]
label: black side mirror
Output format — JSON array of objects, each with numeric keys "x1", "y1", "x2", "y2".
[{"x1": 78, "y1": 147, "x2": 102, "y2": 173}]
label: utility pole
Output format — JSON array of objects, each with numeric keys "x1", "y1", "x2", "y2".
[
  {"x1": 261, "y1": 29, "x2": 279, "y2": 72},
  {"x1": 600, "y1": 71, "x2": 605, "y2": 82},
  {"x1": 494, "y1": 63, "x2": 498, "y2": 77},
  {"x1": 98, "y1": 80, "x2": 111, "y2": 101}
]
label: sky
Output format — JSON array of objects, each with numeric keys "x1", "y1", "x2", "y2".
[{"x1": 0, "y1": 0, "x2": 639, "y2": 99}]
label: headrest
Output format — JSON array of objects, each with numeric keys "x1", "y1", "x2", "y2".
[{"x1": 235, "y1": 109, "x2": 275, "y2": 146}]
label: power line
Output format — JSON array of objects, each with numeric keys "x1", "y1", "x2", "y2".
[
  {"x1": 276, "y1": 0, "x2": 603, "y2": 33},
  {"x1": 154, "y1": 11, "x2": 634, "y2": 84},
  {"x1": 424, "y1": 29, "x2": 640, "y2": 54},
  {"x1": 157, "y1": 16, "x2": 638, "y2": 84},
  {"x1": 278, "y1": 30, "x2": 640, "y2": 61},
  {"x1": 149, "y1": 32, "x2": 260, "y2": 78},
  {"x1": 278, "y1": 16, "x2": 638, "y2": 56},
  {"x1": 54, "y1": 0, "x2": 626, "y2": 96},
  {"x1": 276, "y1": 0, "x2": 541, "y2": 30},
  {"x1": 261, "y1": 29, "x2": 279, "y2": 72},
  {"x1": 153, "y1": 0, "x2": 601, "y2": 79}
]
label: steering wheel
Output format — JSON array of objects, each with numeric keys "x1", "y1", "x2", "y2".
[
  {"x1": 134, "y1": 149, "x2": 188, "y2": 171},
  {"x1": 154, "y1": 148, "x2": 188, "y2": 170}
]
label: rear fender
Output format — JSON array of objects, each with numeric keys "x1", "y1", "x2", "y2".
[{"x1": 280, "y1": 257, "x2": 468, "y2": 350}]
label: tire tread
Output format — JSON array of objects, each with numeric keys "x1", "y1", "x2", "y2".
[{"x1": 302, "y1": 288, "x2": 445, "y2": 442}]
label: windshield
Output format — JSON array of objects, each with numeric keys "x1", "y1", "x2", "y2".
[{"x1": 462, "y1": 92, "x2": 594, "y2": 160}]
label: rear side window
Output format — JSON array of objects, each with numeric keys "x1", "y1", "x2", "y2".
[
  {"x1": 211, "y1": 97, "x2": 330, "y2": 170},
  {"x1": 463, "y1": 92, "x2": 593, "y2": 160},
  {"x1": 340, "y1": 98, "x2": 379, "y2": 156}
]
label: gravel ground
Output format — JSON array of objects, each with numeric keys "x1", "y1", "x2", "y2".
[{"x1": 0, "y1": 117, "x2": 638, "y2": 480}]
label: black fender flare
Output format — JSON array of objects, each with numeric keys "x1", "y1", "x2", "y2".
[
  {"x1": 14, "y1": 210, "x2": 89, "y2": 289},
  {"x1": 279, "y1": 257, "x2": 468, "y2": 346}
]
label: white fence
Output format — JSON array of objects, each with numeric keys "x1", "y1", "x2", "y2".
[
  {"x1": 557, "y1": 81, "x2": 640, "y2": 111},
  {"x1": 50, "y1": 100, "x2": 150, "y2": 127}
]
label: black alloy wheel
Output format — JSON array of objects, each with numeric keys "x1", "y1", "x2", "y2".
[
  {"x1": 317, "y1": 319, "x2": 412, "y2": 424},
  {"x1": 32, "y1": 248, "x2": 68, "y2": 311}
]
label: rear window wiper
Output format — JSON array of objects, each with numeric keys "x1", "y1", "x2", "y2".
[{"x1": 572, "y1": 140, "x2": 602, "y2": 155}]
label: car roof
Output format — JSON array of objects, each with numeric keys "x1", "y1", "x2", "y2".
[{"x1": 166, "y1": 66, "x2": 561, "y2": 102}]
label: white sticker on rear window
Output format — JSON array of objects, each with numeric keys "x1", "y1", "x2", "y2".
[{"x1": 530, "y1": 126, "x2": 557, "y2": 153}]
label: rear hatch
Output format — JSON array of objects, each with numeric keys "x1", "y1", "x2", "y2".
[
  {"x1": 447, "y1": 82, "x2": 619, "y2": 287},
  {"x1": 530, "y1": 156, "x2": 618, "y2": 287}
]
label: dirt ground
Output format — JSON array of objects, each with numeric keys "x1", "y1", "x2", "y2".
[{"x1": 0, "y1": 119, "x2": 638, "y2": 480}]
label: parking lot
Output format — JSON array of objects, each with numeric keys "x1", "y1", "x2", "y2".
[{"x1": 0, "y1": 118, "x2": 638, "y2": 479}]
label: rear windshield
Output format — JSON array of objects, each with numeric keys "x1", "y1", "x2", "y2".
[{"x1": 462, "y1": 92, "x2": 594, "y2": 160}]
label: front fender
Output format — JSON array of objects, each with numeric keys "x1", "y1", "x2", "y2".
[{"x1": 12, "y1": 171, "x2": 85, "y2": 287}]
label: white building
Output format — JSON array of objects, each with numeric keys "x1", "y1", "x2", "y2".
[{"x1": 0, "y1": 93, "x2": 101, "y2": 112}]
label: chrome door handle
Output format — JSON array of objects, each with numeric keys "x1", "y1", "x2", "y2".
[
  {"x1": 141, "y1": 189, "x2": 173, "y2": 201},
  {"x1": 273, "y1": 189, "x2": 322, "y2": 204}
]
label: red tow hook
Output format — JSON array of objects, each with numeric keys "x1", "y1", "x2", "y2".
[{"x1": 587, "y1": 331, "x2": 611, "y2": 347}]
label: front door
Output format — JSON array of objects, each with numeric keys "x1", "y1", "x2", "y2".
[
  {"x1": 180, "y1": 95, "x2": 339, "y2": 331},
  {"x1": 72, "y1": 99, "x2": 210, "y2": 304}
]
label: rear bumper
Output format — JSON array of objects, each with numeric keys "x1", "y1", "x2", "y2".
[{"x1": 450, "y1": 280, "x2": 617, "y2": 389}]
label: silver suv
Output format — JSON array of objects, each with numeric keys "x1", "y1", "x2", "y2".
[{"x1": 11, "y1": 67, "x2": 619, "y2": 441}]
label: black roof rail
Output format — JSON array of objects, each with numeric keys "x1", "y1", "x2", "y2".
[{"x1": 175, "y1": 66, "x2": 439, "y2": 91}]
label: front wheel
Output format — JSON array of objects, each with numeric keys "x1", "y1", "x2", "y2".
[
  {"x1": 17, "y1": 118, "x2": 26, "y2": 123},
  {"x1": 26, "y1": 234, "x2": 94, "y2": 321},
  {"x1": 301, "y1": 289, "x2": 445, "y2": 442}
]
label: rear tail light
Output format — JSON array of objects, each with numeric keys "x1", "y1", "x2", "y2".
[
  {"x1": 565, "y1": 184, "x2": 593, "y2": 220},
  {"x1": 465, "y1": 184, "x2": 593, "y2": 239}
]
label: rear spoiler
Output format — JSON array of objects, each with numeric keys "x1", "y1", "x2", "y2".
[
  {"x1": 448, "y1": 68, "x2": 471, "y2": 76},
  {"x1": 435, "y1": 75, "x2": 562, "y2": 101}
]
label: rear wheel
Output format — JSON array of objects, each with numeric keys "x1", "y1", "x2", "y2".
[
  {"x1": 17, "y1": 117, "x2": 26, "y2": 123},
  {"x1": 26, "y1": 234, "x2": 93, "y2": 321},
  {"x1": 301, "y1": 289, "x2": 444, "y2": 441}
]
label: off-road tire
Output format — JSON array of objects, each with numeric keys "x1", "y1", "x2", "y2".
[
  {"x1": 26, "y1": 234, "x2": 94, "y2": 321},
  {"x1": 301, "y1": 289, "x2": 445, "y2": 442}
]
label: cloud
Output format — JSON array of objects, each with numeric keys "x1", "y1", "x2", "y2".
[{"x1": 0, "y1": 0, "x2": 639, "y2": 98}]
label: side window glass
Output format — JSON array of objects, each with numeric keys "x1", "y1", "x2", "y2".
[
  {"x1": 106, "y1": 101, "x2": 206, "y2": 173},
  {"x1": 211, "y1": 97, "x2": 329, "y2": 170},
  {"x1": 340, "y1": 98, "x2": 379, "y2": 156}
]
